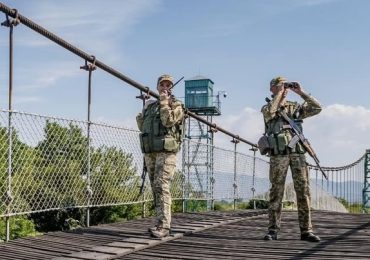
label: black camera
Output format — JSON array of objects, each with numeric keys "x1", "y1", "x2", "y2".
[{"x1": 283, "y1": 82, "x2": 298, "y2": 89}]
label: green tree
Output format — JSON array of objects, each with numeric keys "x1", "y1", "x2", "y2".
[
  {"x1": 30, "y1": 121, "x2": 88, "y2": 231},
  {"x1": 90, "y1": 145, "x2": 137, "y2": 205}
]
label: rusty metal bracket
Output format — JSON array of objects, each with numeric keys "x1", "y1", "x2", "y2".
[
  {"x1": 1, "y1": 9, "x2": 20, "y2": 27},
  {"x1": 80, "y1": 55, "x2": 97, "y2": 72},
  {"x1": 136, "y1": 87, "x2": 151, "y2": 103}
]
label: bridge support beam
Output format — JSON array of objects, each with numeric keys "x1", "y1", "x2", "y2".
[{"x1": 363, "y1": 149, "x2": 370, "y2": 213}]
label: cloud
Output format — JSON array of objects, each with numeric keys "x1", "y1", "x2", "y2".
[
  {"x1": 17, "y1": 61, "x2": 80, "y2": 90},
  {"x1": 0, "y1": 0, "x2": 162, "y2": 65},
  {"x1": 295, "y1": 0, "x2": 339, "y2": 7},
  {"x1": 213, "y1": 104, "x2": 369, "y2": 167},
  {"x1": 214, "y1": 107, "x2": 263, "y2": 150},
  {"x1": 306, "y1": 104, "x2": 370, "y2": 165},
  {"x1": 13, "y1": 96, "x2": 41, "y2": 105},
  {"x1": 13, "y1": 0, "x2": 160, "y2": 62},
  {"x1": 0, "y1": 0, "x2": 162, "y2": 105}
]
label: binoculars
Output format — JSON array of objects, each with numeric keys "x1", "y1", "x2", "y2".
[{"x1": 283, "y1": 82, "x2": 299, "y2": 89}]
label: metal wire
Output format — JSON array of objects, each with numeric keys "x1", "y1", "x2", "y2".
[
  {"x1": 0, "y1": 109, "x2": 367, "y2": 219},
  {"x1": 308, "y1": 155, "x2": 366, "y2": 213}
]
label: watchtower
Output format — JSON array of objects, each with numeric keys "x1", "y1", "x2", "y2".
[{"x1": 183, "y1": 75, "x2": 224, "y2": 211}]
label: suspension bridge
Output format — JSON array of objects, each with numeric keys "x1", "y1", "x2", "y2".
[{"x1": 0, "y1": 3, "x2": 369, "y2": 259}]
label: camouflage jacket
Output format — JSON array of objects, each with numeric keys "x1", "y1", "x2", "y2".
[
  {"x1": 261, "y1": 91, "x2": 322, "y2": 124},
  {"x1": 136, "y1": 95, "x2": 184, "y2": 131},
  {"x1": 261, "y1": 91, "x2": 322, "y2": 155},
  {"x1": 136, "y1": 94, "x2": 185, "y2": 153}
]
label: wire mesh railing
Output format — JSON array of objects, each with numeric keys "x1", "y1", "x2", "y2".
[
  {"x1": 0, "y1": 109, "x2": 368, "y2": 239},
  {"x1": 2, "y1": 108, "x2": 366, "y2": 214},
  {"x1": 308, "y1": 157, "x2": 366, "y2": 213}
]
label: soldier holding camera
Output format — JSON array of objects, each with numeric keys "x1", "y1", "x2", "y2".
[{"x1": 261, "y1": 76, "x2": 322, "y2": 242}]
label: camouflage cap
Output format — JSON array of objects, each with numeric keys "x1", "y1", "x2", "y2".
[
  {"x1": 270, "y1": 76, "x2": 286, "y2": 87},
  {"x1": 157, "y1": 74, "x2": 174, "y2": 86}
]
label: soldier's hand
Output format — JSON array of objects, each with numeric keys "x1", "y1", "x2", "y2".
[
  {"x1": 159, "y1": 93, "x2": 170, "y2": 107},
  {"x1": 276, "y1": 84, "x2": 285, "y2": 93},
  {"x1": 160, "y1": 89, "x2": 167, "y2": 96},
  {"x1": 290, "y1": 82, "x2": 305, "y2": 96}
]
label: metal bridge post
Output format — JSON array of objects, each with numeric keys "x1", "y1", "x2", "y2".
[
  {"x1": 80, "y1": 57, "x2": 96, "y2": 227},
  {"x1": 1, "y1": 10, "x2": 19, "y2": 242},
  {"x1": 363, "y1": 149, "x2": 370, "y2": 213},
  {"x1": 210, "y1": 126, "x2": 216, "y2": 211},
  {"x1": 232, "y1": 138, "x2": 239, "y2": 210},
  {"x1": 185, "y1": 118, "x2": 191, "y2": 212},
  {"x1": 250, "y1": 147, "x2": 258, "y2": 210},
  {"x1": 315, "y1": 168, "x2": 318, "y2": 209},
  {"x1": 181, "y1": 140, "x2": 186, "y2": 213}
]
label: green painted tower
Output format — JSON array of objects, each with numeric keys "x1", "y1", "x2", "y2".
[
  {"x1": 183, "y1": 75, "x2": 224, "y2": 211},
  {"x1": 185, "y1": 76, "x2": 220, "y2": 115}
]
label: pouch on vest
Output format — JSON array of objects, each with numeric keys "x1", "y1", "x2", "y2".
[
  {"x1": 277, "y1": 133, "x2": 288, "y2": 153},
  {"x1": 164, "y1": 136, "x2": 179, "y2": 152},
  {"x1": 153, "y1": 120, "x2": 160, "y2": 136},
  {"x1": 152, "y1": 137, "x2": 165, "y2": 152},
  {"x1": 296, "y1": 142, "x2": 306, "y2": 154},
  {"x1": 268, "y1": 135, "x2": 279, "y2": 155},
  {"x1": 258, "y1": 135, "x2": 270, "y2": 155},
  {"x1": 139, "y1": 133, "x2": 150, "y2": 153}
]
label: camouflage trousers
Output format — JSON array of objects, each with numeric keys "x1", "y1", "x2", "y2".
[
  {"x1": 268, "y1": 153, "x2": 313, "y2": 234},
  {"x1": 144, "y1": 152, "x2": 177, "y2": 229}
]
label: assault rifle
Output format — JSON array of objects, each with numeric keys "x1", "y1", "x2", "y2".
[
  {"x1": 138, "y1": 76, "x2": 184, "y2": 197},
  {"x1": 278, "y1": 108, "x2": 328, "y2": 180},
  {"x1": 139, "y1": 159, "x2": 147, "y2": 196},
  {"x1": 170, "y1": 76, "x2": 184, "y2": 91}
]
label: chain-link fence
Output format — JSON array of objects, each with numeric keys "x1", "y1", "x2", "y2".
[
  {"x1": 0, "y1": 108, "x2": 369, "y2": 243},
  {"x1": 0, "y1": 109, "x2": 266, "y2": 219},
  {"x1": 2, "y1": 108, "x2": 366, "y2": 218}
]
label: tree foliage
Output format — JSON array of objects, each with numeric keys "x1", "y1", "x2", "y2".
[{"x1": 0, "y1": 120, "x2": 144, "y2": 237}]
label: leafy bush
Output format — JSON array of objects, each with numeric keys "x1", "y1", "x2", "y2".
[{"x1": 0, "y1": 217, "x2": 38, "y2": 241}]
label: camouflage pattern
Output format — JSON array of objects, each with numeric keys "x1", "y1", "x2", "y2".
[
  {"x1": 261, "y1": 92, "x2": 322, "y2": 123},
  {"x1": 144, "y1": 152, "x2": 176, "y2": 229},
  {"x1": 270, "y1": 76, "x2": 287, "y2": 88},
  {"x1": 136, "y1": 81, "x2": 184, "y2": 230},
  {"x1": 268, "y1": 154, "x2": 312, "y2": 234},
  {"x1": 261, "y1": 85, "x2": 322, "y2": 235},
  {"x1": 158, "y1": 94, "x2": 184, "y2": 128},
  {"x1": 136, "y1": 96, "x2": 184, "y2": 132},
  {"x1": 157, "y1": 74, "x2": 174, "y2": 86}
]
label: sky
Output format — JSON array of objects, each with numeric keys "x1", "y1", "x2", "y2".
[{"x1": 0, "y1": 0, "x2": 369, "y2": 166}]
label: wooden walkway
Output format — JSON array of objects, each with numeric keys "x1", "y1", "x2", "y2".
[{"x1": 0, "y1": 210, "x2": 369, "y2": 259}]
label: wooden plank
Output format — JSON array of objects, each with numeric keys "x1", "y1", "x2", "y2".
[{"x1": 1, "y1": 210, "x2": 368, "y2": 260}]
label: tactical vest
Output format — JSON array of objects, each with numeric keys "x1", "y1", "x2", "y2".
[
  {"x1": 264, "y1": 101, "x2": 306, "y2": 155},
  {"x1": 139, "y1": 100, "x2": 184, "y2": 154}
]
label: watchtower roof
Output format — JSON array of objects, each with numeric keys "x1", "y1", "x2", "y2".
[{"x1": 185, "y1": 75, "x2": 214, "y2": 84}]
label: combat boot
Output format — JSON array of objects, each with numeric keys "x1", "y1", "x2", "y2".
[
  {"x1": 151, "y1": 227, "x2": 170, "y2": 238},
  {"x1": 264, "y1": 230, "x2": 278, "y2": 240},
  {"x1": 148, "y1": 225, "x2": 158, "y2": 233},
  {"x1": 301, "y1": 232, "x2": 320, "y2": 242}
]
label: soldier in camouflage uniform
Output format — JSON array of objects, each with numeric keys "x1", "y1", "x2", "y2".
[
  {"x1": 136, "y1": 74, "x2": 185, "y2": 238},
  {"x1": 261, "y1": 76, "x2": 322, "y2": 242}
]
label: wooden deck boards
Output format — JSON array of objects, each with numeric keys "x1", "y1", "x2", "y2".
[{"x1": 0, "y1": 210, "x2": 368, "y2": 260}]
